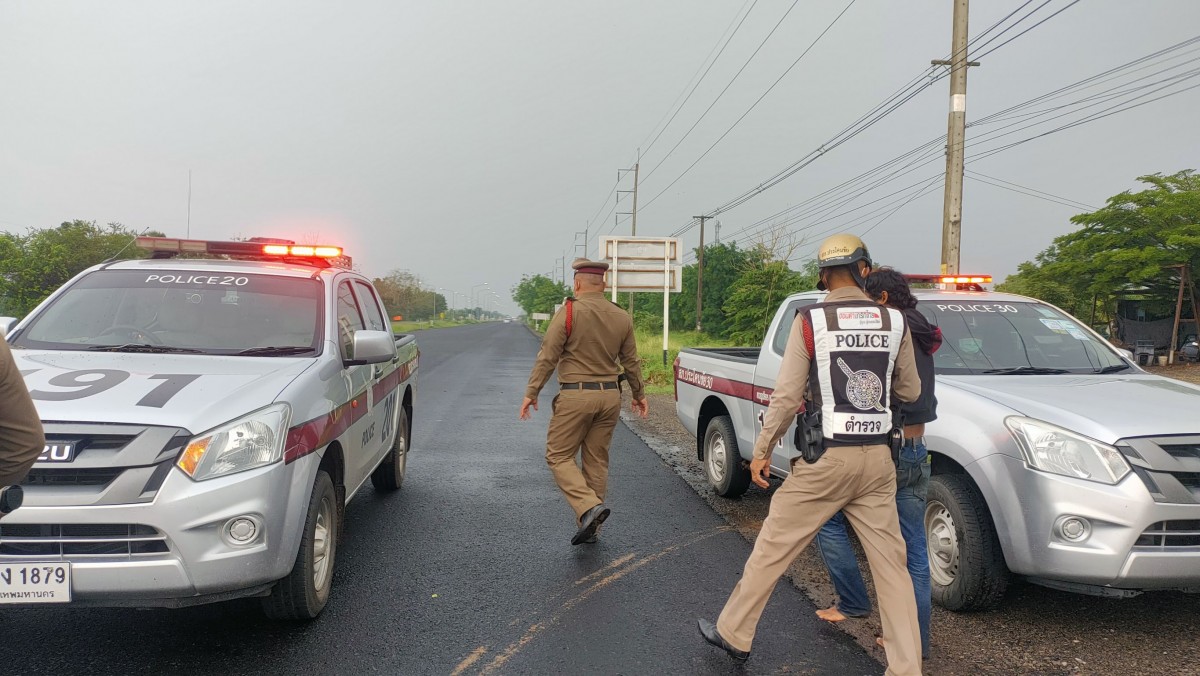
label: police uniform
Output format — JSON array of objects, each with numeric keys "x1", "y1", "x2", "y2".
[
  {"x1": 524, "y1": 259, "x2": 645, "y2": 544},
  {"x1": 0, "y1": 339, "x2": 45, "y2": 489},
  {"x1": 700, "y1": 235, "x2": 923, "y2": 676}
]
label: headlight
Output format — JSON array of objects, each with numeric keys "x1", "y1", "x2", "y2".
[
  {"x1": 178, "y1": 404, "x2": 291, "y2": 481},
  {"x1": 1004, "y1": 416, "x2": 1130, "y2": 485}
]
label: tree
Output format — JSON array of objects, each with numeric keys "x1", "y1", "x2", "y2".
[
  {"x1": 511, "y1": 274, "x2": 570, "y2": 318},
  {"x1": 0, "y1": 220, "x2": 162, "y2": 316},
  {"x1": 997, "y1": 170, "x2": 1200, "y2": 322},
  {"x1": 371, "y1": 270, "x2": 447, "y2": 321},
  {"x1": 723, "y1": 247, "x2": 818, "y2": 345},
  {"x1": 671, "y1": 242, "x2": 750, "y2": 339}
]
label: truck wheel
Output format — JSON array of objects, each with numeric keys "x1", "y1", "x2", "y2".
[
  {"x1": 263, "y1": 470, "x2": 339, "y2": 620},
  {"x1": 703, "y1": 415, "x2": 750, "y2": 499},
  {"x1": 371, "y1": 407, "x2": 409, "y2": 491},
  {"x1": 925, "y1": 473, "x2": 1008, "y2": 611}
]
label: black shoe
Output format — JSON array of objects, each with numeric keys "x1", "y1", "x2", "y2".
[
  {"x1": 697, "y1": 618, "x2": 749, "y2": 662},
  {"x1": 571, "y1": 504, "x2": 610, "y2": 546}
]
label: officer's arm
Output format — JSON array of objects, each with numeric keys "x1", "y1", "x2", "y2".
[
  {"x1": 617, "y1": 320, "x2": 645, "y2": 400},
  {"x1": 0, "y1": 341, "x2": 44, "y2": 487},
  {"x1": 752, "y1": 315, "x2": 810, "y2": 460},
  {"x1": 524, "y1": 309, "x2": 569, "y2": 400},
  {"x1": 892, "y1": 327, "x2": 921, "y2": 404}
]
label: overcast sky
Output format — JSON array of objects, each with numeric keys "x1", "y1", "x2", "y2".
[{"x1": 2, "y1": 1, "x2": 1198, "y2": 316}]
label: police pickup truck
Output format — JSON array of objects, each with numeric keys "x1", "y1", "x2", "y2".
[
  {"x1": 0, "y1": 237, "x2": 418, "y2": 619},
  {"x1": 675, "y1": 277, "x2": 1200, "y2": 610}
]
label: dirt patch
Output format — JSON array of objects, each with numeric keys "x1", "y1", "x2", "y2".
[{"x1": 624, "y1": 393, "x2": 1200, "y2": 676}]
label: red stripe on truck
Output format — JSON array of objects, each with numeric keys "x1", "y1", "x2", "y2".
[{"x1": 675, "y1": 363, "x2": 772, "y2": 404}]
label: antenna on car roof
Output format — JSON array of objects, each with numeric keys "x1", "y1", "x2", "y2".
[{"x1": 100, "y1": 227, "x2": 154, "y2": 267}]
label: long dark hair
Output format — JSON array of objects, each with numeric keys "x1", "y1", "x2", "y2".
[{"x1": 865, "y1": 267, "x2": 917, "y2": 310}]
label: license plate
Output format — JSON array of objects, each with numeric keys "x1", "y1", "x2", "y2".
[
  {"x1": 0, "y1": 563, "x2": 72, "y2": 603},
  {"x1": 38, "y1": 442, "x2": 77, "y2": 463}
]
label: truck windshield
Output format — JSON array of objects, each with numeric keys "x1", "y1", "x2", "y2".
[
  {"x1": 917, "y1": 300, "x2": 1127, "y2": 375},
  {"x1": 10, "y1": 269, "x2": 323, "y2": 356}
]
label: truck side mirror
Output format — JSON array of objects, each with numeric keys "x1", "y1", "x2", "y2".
[
  {"x1": 1117, "y1": 348, "x2": 1135, "y2": 362},
  {"x1": 0, "y1": 317, "x2": 17, "y2": 338},
  {"x1": 345, "y1": 330, "x2": 396, "y2": 366}
]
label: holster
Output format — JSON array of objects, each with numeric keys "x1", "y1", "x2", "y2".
[
  {"x1": 793, "y1": 406, "x2": 825, "y2": 464},
  {"x1": 888, "y1": 408, "x2": 905, "y2": 465}
]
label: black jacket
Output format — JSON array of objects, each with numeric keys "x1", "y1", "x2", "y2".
[{"x1": 901, "y1": 306, "x2": 940, "y2": 425}]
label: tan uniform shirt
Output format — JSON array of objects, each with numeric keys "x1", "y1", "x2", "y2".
[
  {"x1": 752, "y1": 286, "x2": 920, "y2": 460},
  {"x1": 525, "y1": 292, "x2": 645, "y2": 401},
  {"x1": 0, "y1": 341, "x2": 45, "y2": 486}
]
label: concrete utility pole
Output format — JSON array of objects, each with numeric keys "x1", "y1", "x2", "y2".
[
  {"x1": 693, "y1": 215, "x2": 711, "y2": 332},
  {"x1": 935, "y1": 0, "x2": 977, "y2": 276}
]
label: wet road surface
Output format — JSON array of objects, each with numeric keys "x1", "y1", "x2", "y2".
[{"x1": 2, "y1": 322, "x2": 879, "y2": 675}]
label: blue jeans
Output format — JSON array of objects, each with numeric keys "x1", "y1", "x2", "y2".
[{"x1": 815, "y1": 439, "x2": 932, "y2": 655}]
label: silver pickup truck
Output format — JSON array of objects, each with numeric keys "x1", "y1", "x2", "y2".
[
  {"x1": 675, "y1": 286, "x2": 1200, "y2": 610},
  {"x1": 0, "y1": 237, "x2": 418, "y2": 619}
]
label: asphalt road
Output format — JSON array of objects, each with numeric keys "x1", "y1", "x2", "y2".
[{"x1": 2, "y1": 322, "x2": 879, "y2": 675}]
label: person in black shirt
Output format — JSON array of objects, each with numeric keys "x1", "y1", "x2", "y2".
[{"x1": 813, "y1": 267, "x2": 940, "y2": 659}]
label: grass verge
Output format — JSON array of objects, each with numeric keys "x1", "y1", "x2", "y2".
[
  {"x1": 392, "y1": 319, "x2": 468, "y2": 332},
  {"x1": 636, "y1": 329, "x2": 734, "y2": 395}
]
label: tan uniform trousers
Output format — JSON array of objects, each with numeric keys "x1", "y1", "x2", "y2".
[
  {"x1": 545, "y1": 388, "x2": 622, "y2": 521},
  {"x1": 717, "y1": 444, "x2": 922, "y2": 676}
]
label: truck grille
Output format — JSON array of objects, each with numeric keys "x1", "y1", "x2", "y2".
[
  {"x1": 1119, "y1": 435, "x2": 1200, "y2": 504},
  {"x1": 27, "y1": 423, "x2": 190, "y2": 507},
  {"x1": 0, "y1": 524, "x2": 169, "y2": 559},
  {"x1": 1135, "y1": 520, "x2": 1200, "y2": 548},
  {"x1": 22, "y1": 468, "x2": 124, "y2": 487}
]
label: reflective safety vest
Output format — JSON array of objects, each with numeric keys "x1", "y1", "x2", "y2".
[{"x1": 802, "y1": 300, "x2": 905, "y2": 445}]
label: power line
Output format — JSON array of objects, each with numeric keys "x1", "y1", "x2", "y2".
[
  {"x1": 965, "y1": 171, "x2": 1096, "y2": 211},
  {"x1": 636, "y1": 0, "x2": 758, "y2": 159},
  {"x1": 638, "y1": 0, "x2": 805, "y2": 186}
]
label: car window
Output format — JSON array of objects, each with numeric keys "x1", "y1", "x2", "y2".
[
  {"x1": 917, "y1": 300, "x2": 1125, "y2": 374},
  {"x1": 353, "y1": 281, "x2": 388, "y2": 332},
  {"x1": 336, "y1": 281, "x2": 366, "y2": 360},
  {"x1": 12, "y1": 269, "x2": 323, "y2": 354},
  {"x1": 772, "y1": 299, "x2": 818, "y2": 355}
]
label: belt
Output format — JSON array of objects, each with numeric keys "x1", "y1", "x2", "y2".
[{"x1": 560, "y1": 381, "x2": 619, "y2": 391}]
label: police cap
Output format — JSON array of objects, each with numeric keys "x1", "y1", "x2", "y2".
[{"x1": 572, "y1": 258, "x2": 610, "y2": 277}]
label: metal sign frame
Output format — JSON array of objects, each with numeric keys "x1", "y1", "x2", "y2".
[{"x1": 601, "y1": 236, "x2": 682, "y2": 366}]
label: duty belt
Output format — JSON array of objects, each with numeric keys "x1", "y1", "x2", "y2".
[{"x1": 560, "y1": 381, "x2": 619, "y2": 391}]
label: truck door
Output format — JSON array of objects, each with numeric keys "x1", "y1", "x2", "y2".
[
  {"x1": 352, "y1": 280, "x2": 401, "y2": 472},
  {"x1": 753, "y1": 299, "x2": 812, "y2": 473},
  {"x1": 335, "y1": 280, "x2": 376, "y2": 491}
]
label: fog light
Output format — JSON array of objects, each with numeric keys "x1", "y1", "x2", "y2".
[
  {"x1": 1058, "y1": 516, "x2": 1090, "y2": 542},
  {"x1": 227, "y1": 517, "x2": 258, "y2": 544}
]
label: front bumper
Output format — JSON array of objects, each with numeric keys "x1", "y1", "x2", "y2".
[
  {"x1": 975, "y1": 453, "x2": 1200, "y2": 590},
  {"x1": 1, "y1": 455, "x2": 317, "y2": 604}
]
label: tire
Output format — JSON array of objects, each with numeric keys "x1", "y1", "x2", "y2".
[
  {"x1": 703, "y1": 415, "x2": 751, "y2": 499},
  {"x1": 925, "y1": 473, "x2": 1009, "y2": 611},
  {"x1": 263, "y1": 470, "x2": 339, "y2": 620},
  {"x1": 371, "y1": 407, "x2": 409, "y2": 492}
]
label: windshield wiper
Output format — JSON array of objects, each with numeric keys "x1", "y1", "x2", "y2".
[
  {"x1": 236, "y1": 346, "x2": 316, "y2": 356},
  {"x1": 980, "y1": 366, "x2": 1071, "y2": 375},
  {"x1": 87, "y1": 343, "x2": 204, "y2": 354},
  {"x1": 1096, "y1": 363, "x2": 1132, "y2": 374}
]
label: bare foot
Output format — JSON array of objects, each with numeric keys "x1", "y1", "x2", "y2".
[
  {"x1": 876, "y1": 637, "x2": 886, "y2": 649},
  {"x1": 815, "y1": 606, "x2": 849, "y2": 622}
]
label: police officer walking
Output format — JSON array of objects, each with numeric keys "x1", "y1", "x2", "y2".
[
  {"x1": 0, "y1": 337, "x2": 45, "y2": 510},
  {"x1": 697, "y1": 235, "x2": 924, "y2": 676},
  {"x1": 520, "y1": 258, "x2": 649, "y2": 546}
]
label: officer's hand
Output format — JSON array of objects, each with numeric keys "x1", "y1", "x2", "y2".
[
  {"x1": 519, "y1": 397, "x2": 538, "y2": 420},
  {"x1": 631, "y1": 396, "x2": 649, "y2": 419},
  {"x1": 750, "y1": 457, "x2": 771, "y2": 489}
]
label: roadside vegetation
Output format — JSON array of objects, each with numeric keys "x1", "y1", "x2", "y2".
[{"x1": 635, "y1": 328, "x2": 732, "y2": 395}]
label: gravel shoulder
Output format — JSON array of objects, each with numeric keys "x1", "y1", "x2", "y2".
[{"x1": 622, "y1": 392, "x2": 1200, "y2": 676}]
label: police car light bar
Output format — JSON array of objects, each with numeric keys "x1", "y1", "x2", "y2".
[
  {"x1": 135, "y1": 237, "x2": 347, "y2": 265},
  {"x1": 905, "y1": 274, "x2": 993, "y2": 285}
]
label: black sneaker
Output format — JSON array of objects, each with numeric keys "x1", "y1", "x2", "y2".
[{"x1": 571, "y1": 504, "x2": 610, "y2": 546}]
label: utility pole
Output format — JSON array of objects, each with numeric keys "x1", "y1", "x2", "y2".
[
  {"x1": 693, "y1": 215, "x2": 711, "y2": 332},
  {"x1": 934, "y1": 0, "x2": 977, "y2": 276},
  {"x1": 714, "y1": 220, "x2": 721, "y2": 244}
]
